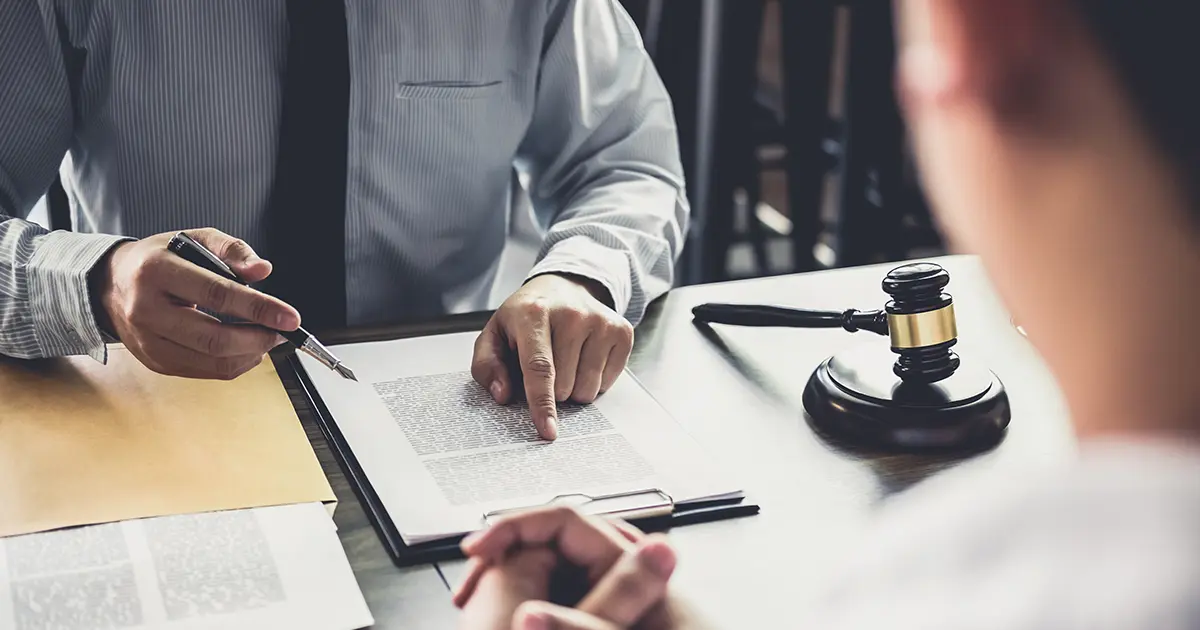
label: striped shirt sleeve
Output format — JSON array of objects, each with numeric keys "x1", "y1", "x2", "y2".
[
  {"x1": 519, "y1": 0, "x2": 690, "y2": 326},
  {"x1": 0, "y1": 1, "x2": 128, "y2": 362}
]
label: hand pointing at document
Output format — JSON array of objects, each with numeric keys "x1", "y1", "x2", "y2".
[{"x1": 471, "y1": 273, "x2": 635, "y2": 440}]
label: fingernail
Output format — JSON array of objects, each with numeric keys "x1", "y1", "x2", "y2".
[
  {"x1": 238, "y1": 253, "x2": 266, "y2": 269},
  {"x1": 461, "y1": 531, "x2": 483, "y2": 550},
  {"x1": 521, "y1": 612, "x2": 550, "y2": 630},
  {"x1": 545, "y1": 417, "x2": 558, "y2": 440},
  {"x1": 490, "y1": 381, "x2": 503, "y2": 401},
  {"x1": 275, "y1": 310, "x2": 299, "y2": 329},
  {"x1": 637, "y1": 541, "x2": 676, "y2": 579}
]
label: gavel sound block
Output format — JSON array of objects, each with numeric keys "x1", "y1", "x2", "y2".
[{"x1": 692, "y1": 262, "x2": 1011, "y2": 451}]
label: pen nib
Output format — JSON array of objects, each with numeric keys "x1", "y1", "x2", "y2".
[{"x1": 335, "y1": 363, "x2": 358, "y2": 382}]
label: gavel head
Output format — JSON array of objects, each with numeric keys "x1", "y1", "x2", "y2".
[{"x1": 882, "y1": 263, "x2": 960, "y2": 384}]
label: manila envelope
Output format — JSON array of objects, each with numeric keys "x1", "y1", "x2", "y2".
[{"x1": 0, "y1": 345, "x2": 335, "y2": 538}]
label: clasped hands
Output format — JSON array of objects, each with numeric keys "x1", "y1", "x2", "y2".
[
  {"x1": 453, "y1": 506, "x2": 697, "y2": 630},
  {"x1": 95, "y1": 228, "x2": 633, "y2": 437}
]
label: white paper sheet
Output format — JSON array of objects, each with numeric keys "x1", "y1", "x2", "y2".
[
  {"x1": 298, "y1": 332, "x2": 742, "y2": 544},
  {"x1": 0, "y1": 503, "x2": 372, "y2": 630}
]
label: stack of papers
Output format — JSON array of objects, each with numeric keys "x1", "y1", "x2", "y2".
[
  {"x1": 0, "y1": 503, "x2": 373, "y2": 630},
  {"x1": 0, "y1": 350, "x2": 371, "y2": 629}
]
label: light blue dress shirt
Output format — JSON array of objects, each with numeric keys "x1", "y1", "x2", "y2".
[{"x1": 0, "y1": 0, "x2": 688, "y2": 362}]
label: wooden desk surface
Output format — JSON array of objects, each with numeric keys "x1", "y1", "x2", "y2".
[{"x1": 280, "y1": 254, "x2": 1077, "y2": 629}]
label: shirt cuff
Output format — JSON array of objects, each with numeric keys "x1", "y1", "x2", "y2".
[
  {"x1": 27, "y1": 231, "x2": 133, "y2": 362},
  {"x1": 526, "y1": 235, "x2": 632, "y2": 319}
]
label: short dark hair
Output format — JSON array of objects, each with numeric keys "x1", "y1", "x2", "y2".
[{"x1": 1081, "y1": 2, "x2": 1200, "y2": 208}]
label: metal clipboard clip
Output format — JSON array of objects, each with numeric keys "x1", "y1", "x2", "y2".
[{"x1": 482, "y1": 488, "x2": 675, "y2": 526}]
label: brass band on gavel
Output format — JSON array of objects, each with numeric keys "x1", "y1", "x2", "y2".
[{"x1": 887, "y1": 304, "x2": 957, "y2": 349}]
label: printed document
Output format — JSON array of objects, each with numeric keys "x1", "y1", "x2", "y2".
[
  {"x1": 298, "y1": 332, "x2": 742, "y2": 544},
  {"x1": 0, "y1": 503, "x2": 372, "y2": 630}
]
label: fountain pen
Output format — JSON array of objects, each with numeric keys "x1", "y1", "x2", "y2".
[{"x1": 166, "y1": 231, "x2": 357, "y2": 381}]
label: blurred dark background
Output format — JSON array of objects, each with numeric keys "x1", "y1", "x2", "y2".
[{"x1": 618, "y1": 0, "x2": 944, "y2": 286}]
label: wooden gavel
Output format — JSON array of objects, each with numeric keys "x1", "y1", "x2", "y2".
[
  {"x1": 691, "y1": 261, "x2": 1011, "y2": 451},
  {"x1": 693, "y1": 262, "x2": 961, "y2": 384}
]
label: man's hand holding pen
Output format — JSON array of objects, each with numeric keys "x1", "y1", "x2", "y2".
[{"x1": 92, "y1": 228, "x2": 299, "y2": 380}]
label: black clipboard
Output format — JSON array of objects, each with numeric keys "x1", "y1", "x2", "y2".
[{"x1": 287, "y1": 350, "x2": 760, "y2": 568}]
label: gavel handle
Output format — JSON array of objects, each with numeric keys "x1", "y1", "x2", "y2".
[{"x1": 691, "y1": 303, "x2": 889, "y2": 336}]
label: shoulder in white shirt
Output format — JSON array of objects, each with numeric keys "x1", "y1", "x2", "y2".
[{"x1": 806, "y1": 437, "x2": 1200, "y2": 630}]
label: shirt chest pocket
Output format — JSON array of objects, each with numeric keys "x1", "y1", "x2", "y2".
[
  {"x1": 355, "y1": 69, "x2": 526, "y2": 249},
  {"x1": 394, "y1": 79, "x2": 503, "y2": 101},
  {"x1": 381, "y1": 77, "x2": 517, "y2": 174},
  {"x1": 374, "y1": 76, "x2": 519, "y2": 175},
  {"x1": 352, "y1": 2, "x2": 533, "y2": 217}
]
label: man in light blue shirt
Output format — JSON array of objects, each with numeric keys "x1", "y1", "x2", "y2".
[{"x1": 0, "y1": 0, "x2": 688, "y2": 439}]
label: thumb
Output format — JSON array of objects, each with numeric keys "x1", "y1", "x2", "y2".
[
  {"x1": 576, "y1": 536, "x2": 676, "y2": 627},
  {"x1": 472, "y1": 321, "x2": 513, "y2": 404},
  {"x1": 512, "y1": 602, "x2": 619, "y2": 630},
  {"x1": 187, "y1": 228, "x2": 273, "y2": 283}
]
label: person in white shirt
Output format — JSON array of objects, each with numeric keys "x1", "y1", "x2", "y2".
[{"x1": 448, "y1": 0, "x2": 1200, "y2": 628}]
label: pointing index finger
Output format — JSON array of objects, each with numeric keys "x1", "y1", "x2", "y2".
[{"x1": 514, "y1": 313, "x2": 558, "y2": 440}]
